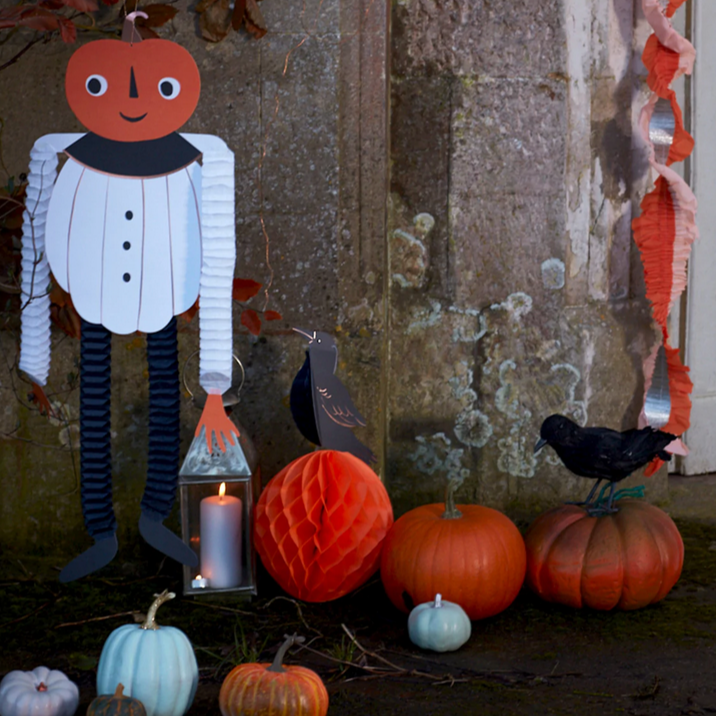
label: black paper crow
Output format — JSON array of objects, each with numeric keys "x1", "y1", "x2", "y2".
[
  {"x1": 290, "y1": 328, "x2": 376, "y2": 465},
  {"x1": 534, "y1": 414, "x2": 676, "y2": 513}
]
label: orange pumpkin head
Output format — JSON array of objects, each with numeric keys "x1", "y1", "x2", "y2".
[{"x1": 65, "y1": 31, "x2": 200, "y2": 143}]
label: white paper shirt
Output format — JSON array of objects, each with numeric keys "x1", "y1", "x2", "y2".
[
  {"x1": 45, "y1": 158, "x2": 202, "y2": 335},
  {"x1": 19, "y1": 133, "x2": 235, "y2": 395}
]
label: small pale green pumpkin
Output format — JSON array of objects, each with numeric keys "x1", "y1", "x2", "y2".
[{"x1": 407, "y1": 593, "x2": 471, "y2": 652}]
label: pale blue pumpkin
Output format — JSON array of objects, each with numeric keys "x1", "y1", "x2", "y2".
[
  {"x1": 96, "y1": 591, "x2": 198, "y2": 716},
  {"x1": 407, "y1": 593, "x2": 471, "y2": 652}
]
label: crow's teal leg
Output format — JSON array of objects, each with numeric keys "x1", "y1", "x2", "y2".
[{"x1": 587, "y1": 481, "x2": 620, "y2": 516}]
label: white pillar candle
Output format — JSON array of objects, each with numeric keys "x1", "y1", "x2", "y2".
[{"x1": 200, "y1": 482, "x2": 242, "y2": 589}]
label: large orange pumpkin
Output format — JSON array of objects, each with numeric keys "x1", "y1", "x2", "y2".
[
  {"x1": 219, "y1": 635, "x2": 328, "y2": 716},
  {"x1": 66, "y1": 38, "x2": 200, "y2": 142},
  {"x1": 254, "y1": 450, "x2": 394, "y2": 602},
  {"x1": 380, "y1": 481, "x2": 526, "y2": 620},
  {"x1": 524, "y1": 499, "x2": 684, "y2": 610}
]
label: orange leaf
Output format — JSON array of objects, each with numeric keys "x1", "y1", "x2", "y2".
[
  {"x1": 138, "y1": 3, "x2": 179, "y2": 27},
  {"x1": 30, "y1": 382, "x2": 56, "y2": 418},
  {"x1": 197, "y1": 0, "x2": 231, "y2": 42},
  {"x1": 0, "y1": 7, "x2": 26, "y2": 25},
  {"x1": 179, "y1": 297, "x2": 199, "y2": 323},
  {"x1": 136, "y1": 25, "x2": 159, "y2": 38},
  {"x1": 232, "y1": 277, "x2": 262, "y2": 302},
  {"x1": 264, "y1": 310, "x2": 282, "y2": 321},
  {"x1": 58, "y1": 16, "x2": 77, "y2": 42},
  {"x1": 244, "y1": 0, "x2": 266, "y2": 38},
  {"x1": 231, "y1": 0, "x2": 246, "y2": 30},
  {"x1": 49, "y1": 280, "x2": 69, "y2": 308},
  {"x1": 18, "y1": 8, "x2": 60, "y2": 32},
  {"x1": 50, "y1": 303, "x2": 81, "y2": 339},
  {"x1": 241, "y1": 308, "x2": 262, "y2": 335},
  {"x1": 59, "y1": 0, "x2": 98, "y2": 12}
]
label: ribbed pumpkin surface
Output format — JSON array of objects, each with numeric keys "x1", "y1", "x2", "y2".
[
  {"x1": 88, "y1": 687, "x2": 147, "y2": 716},
  {"x1": 255, "y1": 450, "x2": 394, "y2": 602},
  {"x1": 96, "y1": 625, "x2": 198, "y2": 716},
  {"x1": 219, "y1": 664, "x2": 328, "y2": 716},
  {"x1": 524, "y1": 499, "x2": 684, "y2": 610},
  {"x1": 380, "y1": 504, "x2": 526, "y2": 620}
]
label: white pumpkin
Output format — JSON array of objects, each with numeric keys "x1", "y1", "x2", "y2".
[
  {"x1": 407, "y1": 593, "x2": 472, "y2": 652},
  {"x1": 0, "y1": 666, "x2": 79, "y2": 716},
  {"x1": 96, "y1": 591, "x2": 198, "y2": 716}
]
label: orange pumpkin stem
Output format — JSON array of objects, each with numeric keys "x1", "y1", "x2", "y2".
[
  {"x1": 114, "y1": 684, "x2": 125, "y2": 698},
  {"x1": 267, "y1": 633, "x2": 306, "y2": 674},
  {"x1": 36, "y1": 683, "x2": 47, "y2": 692},
  {"x1": 441, "y1": 478, "x2": 463, "y2": 520}
]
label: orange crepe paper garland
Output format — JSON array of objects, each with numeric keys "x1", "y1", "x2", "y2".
[
  {"x1": 633, "y1": 0, "x2": 697, "y2": 473},
  {"x1": 254, "y1": 450, "x2": 394, "y2": 602}
]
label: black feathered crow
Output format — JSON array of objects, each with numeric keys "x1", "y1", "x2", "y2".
[
  {"x1": 290, "y1": 328, "x2": 376, "y2": 465},
  {"x1": 534, "y1": 414, "x2": 676, "y2": 512}
]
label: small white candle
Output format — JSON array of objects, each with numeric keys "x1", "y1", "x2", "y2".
[
  {"x1": 200, "y1": 482, "x2": 242, "y2": 589},
  {"x1": 191, "y1": 574, "x2": 208, "y2": 589}
]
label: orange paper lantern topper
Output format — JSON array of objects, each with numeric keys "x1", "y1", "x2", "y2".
[{"x1": 254, "y1": 450, "x2": 394, "y2": 602}]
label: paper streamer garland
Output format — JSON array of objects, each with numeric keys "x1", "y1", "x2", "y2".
[{"x1": 632, "y1": 0, "x2": 697, "y2": 474}]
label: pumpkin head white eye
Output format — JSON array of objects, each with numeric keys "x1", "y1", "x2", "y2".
[
  {"x1": 86, "y1": 74, "x2": 108, "y2": 96},
  {"x1": 158, "y1": 77, "x2": 181, "y2": 99}
]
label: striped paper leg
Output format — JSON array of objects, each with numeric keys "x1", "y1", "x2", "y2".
[
  {"x1": 141, "y1": 316, "x2": 181, "y2": 519},
  {"x1": 79, "y1": 319, "x2": 116, "y2": 537}
]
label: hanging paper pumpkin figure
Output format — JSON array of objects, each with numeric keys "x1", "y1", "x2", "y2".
[
  {"x1": 254, "y1": 450, "x2": 394, "y2": 602},
  {"x1": 18, "y1": 13, "x2": 238, "y2": 581},
  {"x1": 524, "y1": 500, "x2": 683, "y2": 610}
]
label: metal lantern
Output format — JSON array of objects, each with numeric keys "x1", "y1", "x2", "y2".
[{"x1": 179, "y1": 355, "x2": 259, "y2": 597}]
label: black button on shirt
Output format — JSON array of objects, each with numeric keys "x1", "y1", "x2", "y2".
[
  {"x1": 123, "y1": 241, "x2": 131, "y2": 250},
  {"x1": 123, "y1": 273, "x2": 131, "y2": 282},
  {"x1": 125, "y1": 211, "x2": 133, "y2": 220}
]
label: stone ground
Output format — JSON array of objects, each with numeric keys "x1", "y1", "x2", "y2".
[{"x1": 2, "y1": 483, "x2": 716, "y2": 716}]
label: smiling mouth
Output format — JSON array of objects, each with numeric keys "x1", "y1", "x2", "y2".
[{"x1": 119, "y1": 112, "x2": 148, "y2": 123}]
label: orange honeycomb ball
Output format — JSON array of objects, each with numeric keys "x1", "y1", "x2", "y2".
[{"x1": 255, "y1": 450, "x2": 394, "y2": 602}]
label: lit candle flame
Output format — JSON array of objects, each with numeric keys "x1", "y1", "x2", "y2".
[
  {"x1": 219, "y1": 482, "x2": 226, "y2": 500},
  {"x1": 195, "y1": 574, "x2": 202, "y2": 580}
]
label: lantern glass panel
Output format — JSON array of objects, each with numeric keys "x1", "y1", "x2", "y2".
[{"x1": 179, "y1": 426, "x2": 257, "y2": 596}]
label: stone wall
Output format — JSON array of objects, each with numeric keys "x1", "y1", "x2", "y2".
[
  {"x1": 385, "y1": 0, "x2": 666, "y2": 516},
  {"x1": 0, "y1": 0, "x2": 670, "y2": 562}
]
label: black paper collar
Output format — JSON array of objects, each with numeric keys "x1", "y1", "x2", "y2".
[{"x1": 64, "y1": 132, "x2": 202, "y2": 178}]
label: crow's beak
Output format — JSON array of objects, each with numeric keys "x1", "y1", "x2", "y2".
[
  {"x1": 534, "y1": 437, "x2": 547, "y2": 454},
  {"x1": 292, "y1": 327, "x2": 313, "y2": 341}
]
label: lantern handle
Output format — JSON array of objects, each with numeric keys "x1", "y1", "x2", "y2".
[{"x1": 181, "y1": 351, "x2": 245, "y2": 409}]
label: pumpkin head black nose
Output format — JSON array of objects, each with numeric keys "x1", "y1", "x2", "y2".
[{"x1": 129, "y1": 66, "x2": 138, "y2": 98}]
